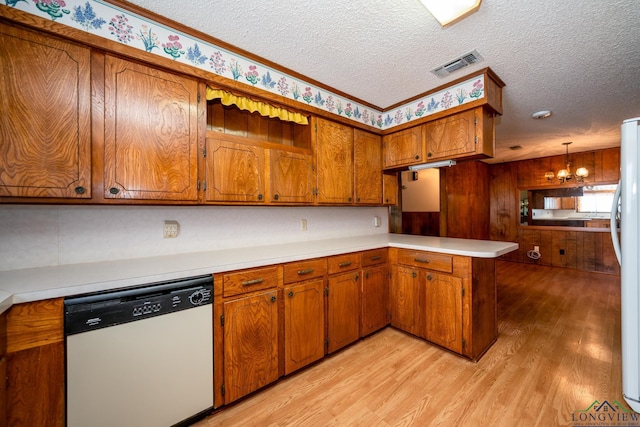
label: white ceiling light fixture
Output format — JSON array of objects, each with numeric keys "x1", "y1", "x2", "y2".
[
  {"x1": 419, "y1": 0, "x2": 482, "y2": 27},
  {"x1": 532, "y1": 110, "x2": 552, "y2": 119},
  {"x1": 408, "y1": 160, "x2": 457, "y2": 171}
]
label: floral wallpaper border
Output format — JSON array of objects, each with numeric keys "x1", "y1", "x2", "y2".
[{"x1": 3, "y1": 0, "x2": 486, "y2": 130}]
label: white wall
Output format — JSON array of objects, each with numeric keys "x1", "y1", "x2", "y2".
[
  {"x1": 0, "y1": 205, "x2": 389, "y2": 271},
  {"x1": 401, "y1": 169, "x2": 440, "y2": 212}
]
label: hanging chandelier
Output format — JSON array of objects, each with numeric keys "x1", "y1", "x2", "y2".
[{"x1": 545, "y1": 142, "x2": 589, "y2": 183}]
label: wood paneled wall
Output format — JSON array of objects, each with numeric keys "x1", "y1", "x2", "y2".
[
  {"x1": 441, "y1": 160, "x2": 491, "y2": 240},
  {"x1": 401, "y1": 212, "x2": 440, "y2": 236},
  {"x1": 490, "y1": 147, "x2": 620, "y2": 274}
]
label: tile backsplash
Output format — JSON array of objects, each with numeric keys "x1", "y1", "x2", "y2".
[{"x1": 0, "y1": 205, "x2": 388, "y2": 271}]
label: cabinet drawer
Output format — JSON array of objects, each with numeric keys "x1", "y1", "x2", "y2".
[
  {"x1": 361, "y1": 248, "x2": 388, "y2": 267},
  {"x1": 283, "y1": 258, "x2": 327, "y2": 284},
  {"x1": 327, "y1": 253, "x2": 361, "y2": 275},
  {"x1": 222, "y1": 265, "x2": 282, "y2": 297},
  {"x1": 395, "y1": 250, "x2": 453, "y2": 273}
]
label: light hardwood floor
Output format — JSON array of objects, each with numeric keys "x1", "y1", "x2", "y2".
[{"x1": 195, "y1": 260, "x2": 623, "y2": 426}]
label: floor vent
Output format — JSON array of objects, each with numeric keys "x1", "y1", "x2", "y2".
[{"x1": 431, "y1": 49, "x2": 484, "y2": 78}]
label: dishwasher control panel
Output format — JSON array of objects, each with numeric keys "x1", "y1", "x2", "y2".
[{"x1": 64, "y1": 275, "x2": 213, "y2": 335}]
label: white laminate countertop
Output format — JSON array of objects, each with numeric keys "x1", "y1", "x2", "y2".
[{"x1": 0, "y1": 234, "x2": 517, "y2": 313}]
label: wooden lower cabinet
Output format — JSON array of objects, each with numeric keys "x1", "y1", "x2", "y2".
[
  {"x1": 389, "y1": 248, "x2": 497, "y2": 361},
  {"x1": 424, "y1": 272, "x2": 463, "y2": 354},
  {"x1": 389, "y1": 265, "x2": 423, "y2": 337},
  {"x1": 327, "y1": 271, "x2": 361, "y2": 353},
  {"x1": 5, "y1": 299, "x2": 65, "y2": 426},
  {"x1": 283, "y1": 279, "x2": 325, "y2": 374},
  {"x1": 222, "y1": 290, "x2": 279, "y2": 403},
  {"x1": 361, "y1": 249, "x2": 390, "y2": 337}
]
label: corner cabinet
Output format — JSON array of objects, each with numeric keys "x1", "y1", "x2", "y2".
[
  {"x1": 0, "y1": 23, "x2": 92, "y2": 199},
  {"x1": 389, "y1": 248, "x2": 497, "y2": 361},
  {"x1": 103, "y1": 55, "x2": 201, "y2": 201}
]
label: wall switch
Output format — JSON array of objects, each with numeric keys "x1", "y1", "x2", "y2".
[
  {"x1": 301, "y1": 219, "x2": 307, "y2": 231},
  {"x1": 374, "y1": 216, "x2": 381, "y2": 227},
  {"x1": 163, "y1": 220, "x2": 179, "y2": 238}
]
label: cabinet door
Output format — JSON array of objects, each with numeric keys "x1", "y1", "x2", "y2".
[
  {"x1": 316, "y1": 118, "x2": 354, "y2": 204},
  {"x1": 424, "y1": 272, "x2": 463, "y2": 354},
  {"x1": 354, "y1": 129, "x2": 382, "y2": 204},
  {"x1": 389, "y1": 265, "x2": 422, "y2": 337},
  {"x1": 382, "y1": 126, "x2": 424, "y2": 169},
  {"x1": 383, "y1": 173, "x2": 399, "y2": 205},
  {"x1": 283, "y1": 279, "x2": 325, "y2": 374},
  {"x1": 0, "y1": 23, "x2": 91, "y2": 199},
  {"x1": 104, "y1": 55, "x2": 199, "y2": 201},
  {"x1": 361, "y1": 265, "x2": 389, "y2": 337},
  {"x1": 270, "y1": 149, "x2": 313, "y2": 204},
  {"x1": 327, "y1": 272, "x2": 361, "y2": 353},
  {"x1": 206, "y1": 137, "x2": 266, "y2": 203},
  {"x1": 223, "y1": 291, "x2": 278, "y2": 403},
  {"x1": 425, "y1": 108, "x2": 481, "y2": 161}
]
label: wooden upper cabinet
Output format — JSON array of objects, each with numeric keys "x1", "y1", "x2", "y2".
[
  {"x1": 103, "y1": 55, "x2": 200, "y2": 201},
  {"x1": 354, "y1": 129, "x2": 382, "y2": 204},
  {"x1": 0, "y1": 23, "x2": 91, "y2": 199},
  {"x1": 315, "y1": 118, "x2": 354, "y2": 204},
  {"x1": 383, "y1": 173, "x2": 399, "y2": 205},
  {"x1": 425, "y1": 107, "x2": 494, "y2": 161},
  {"x1": 270, "y1": 148, "x2": 313, "y2": 204},
  {"x1": 205, "y1": 136, "x2": 265, "y2": 203},
  {"x1": 382, "y1": 125, "x2": 425, "y2": 169}
]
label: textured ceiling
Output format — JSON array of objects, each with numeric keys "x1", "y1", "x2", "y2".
[{"x1": 126, "y1": 0, "x2": 640, "y2": 163}]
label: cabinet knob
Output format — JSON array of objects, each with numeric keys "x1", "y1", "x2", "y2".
[
  {"x1": 427, "y1": 274, "x2": 433, "y2": 281},
  {"x1": 270, "y1": 295, "x2": 277, "y2": 303},
  {"x1": 258, "y1": 194, "x2": 263, "y2": 200},
  {"x1": 427, "y1": 152, "x2": 433, "y2": 157},
  {"x1": 414, "y1": 155, "x2": 420, "y2": 160},
  {"x1": 412, "y1": 271, "x2": 417, "y2": 278},
  {"x1": 74, "y1": 186, "x2": 85, "y2": 195},
  {"x1": 109, "y1": 187, "x2": 119, "y2": 195},
  {"x1": 274, "y1": 194, "x2": 279, "y2": 200},
  {"x1": 288, "y1": 291, "x2": 294, "y2": 298}
]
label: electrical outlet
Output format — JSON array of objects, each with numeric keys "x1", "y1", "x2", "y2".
[
  {"x1": 163, "y1": 220, "x2": 179, "y2": 238},
  {"x1": 534, "y1": 246, "x2": 539, "y2": 252},
  {"x1": 301, "y1": 219, "x2": 307, "y2": 231},
  {"x1": 374, "y1": 216, "x2": 381, "y2": 227}
]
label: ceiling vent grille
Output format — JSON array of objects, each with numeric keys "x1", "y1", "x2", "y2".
[{"x1": 431, "y1": 49, "x2": 484, "y2": 78}]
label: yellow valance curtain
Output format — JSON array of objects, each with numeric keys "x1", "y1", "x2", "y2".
[{"x1": 206, "y1": 87, "x2": 309, "y2": 125}]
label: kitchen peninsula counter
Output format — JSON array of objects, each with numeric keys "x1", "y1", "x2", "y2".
[{"x1": 0, "y1": 234, "x2": 517, "y2": 312}]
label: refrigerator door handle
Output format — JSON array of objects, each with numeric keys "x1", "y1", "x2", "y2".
[{"x1": 611, "y1": 180, "x2": 622, "y2": 265}]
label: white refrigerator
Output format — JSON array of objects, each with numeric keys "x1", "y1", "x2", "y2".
[{"x1": 612, "y1": 117, "x2": 640, "y2": 412}]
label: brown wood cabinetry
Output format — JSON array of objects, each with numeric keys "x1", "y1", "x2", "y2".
[
  {"x1": 390, "y1": 248, "x2": 496, "y2": 361},
  {"x1": 360, "y1": 249, "x2": 389, "y2": 337},
  {"x1": 206, "y1": 136, "x2": 266, "y2": 203},
  {"x1": 383, "y1": 173, "x2": 399, "y2": 205},
  {"x1": 326, "y1": 253, "x2": 361, "y2": 353},
  {"x1": 354, "y1": 129, "x2": 383, "y2": 204},
  {"x1": 217, "y1": 266, "x2": 281, "y2": 404},
  {"x1": 0, "y1": 23, "x2": 92, "y2": 199},
  {"x1": 282, "y1": 258, "x2": 326, "y2": 375},
  {"x1": 425, "y1": 107, "x2": 494, "y2": 161},
  {"x1": 104, "y1": 55, "x2": 201, "y2": 201},
  {"x1": 315, "y1": 118, "x2": 354, "y2": 204},
  {"x1": 389, "y1": 265, "x2": 423, "y2": 337},
  {"x1": 382, "y1": 125, "x2": 425, "y2": 169},
  {"x1": 270, "y1": 148, "x2": 313, "y2": 203},
  {"x1": 5, "y1": 298, "x2": 65, "y2": 427}
]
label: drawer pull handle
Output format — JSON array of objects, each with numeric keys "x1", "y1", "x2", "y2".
[
  {"x1": 242, "y1": 278, "x2": 264, "y2": 286},
  {"x1": 414, "y1": 258, "x2": 430, "y2": 264},
  {"x1": 338, "y1": 261, "x2": 352, "y2": 268},
  {"x1": 370, "y1": 256, "x2": 381, "y2": 261},
  {"x1": 297, "y1": 269, "x2": 314, "y2": 275}
]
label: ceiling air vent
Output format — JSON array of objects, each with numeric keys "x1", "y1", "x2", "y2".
[{"x1": 431, "y1": 49, "x2": 484, "y2": 78}]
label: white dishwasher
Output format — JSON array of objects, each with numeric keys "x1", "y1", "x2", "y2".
[{"x1": 64, "y1": 275, "x2": 214, "y2": 427}]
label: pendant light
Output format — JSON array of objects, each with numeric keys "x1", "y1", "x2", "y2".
[{"x1": 545, "y1": 142, "x2": 589, "y2": 183}]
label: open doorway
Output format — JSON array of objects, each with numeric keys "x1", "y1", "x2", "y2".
[{"x1": 398, "y1": 169, "x2": 441, "y2": 236}]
